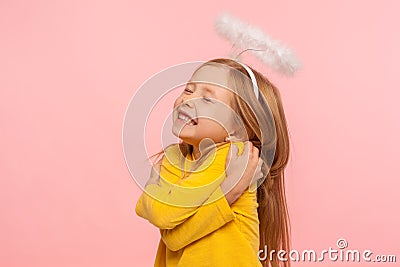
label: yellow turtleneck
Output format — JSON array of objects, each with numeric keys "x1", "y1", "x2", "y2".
[{"x1": 135, "y1": 142, "x2": 262, "y2": 266}]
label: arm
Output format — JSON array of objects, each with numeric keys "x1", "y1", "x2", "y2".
[
  {"x1": 136, "y1": 142, "x2": 261, "y2": 244},
  {"x1": 159, "y1": 186, "x2": 236, "y2": 251},
  {"x1": 135, "y1": 147, "x2": 229, "y2": 229},
  {"x1": 159, "y1": 142, "x2": 263, "y2": 251},
  {"x1": 136, "y1": 182, "x2": 227, "y2": 229}
]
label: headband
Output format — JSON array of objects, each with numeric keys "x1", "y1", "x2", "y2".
[{"x1": 235, "y1": 61, "x2": 260, "y2": 100}]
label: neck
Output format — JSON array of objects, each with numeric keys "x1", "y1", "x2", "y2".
[
  {"x1": 190, "y1": 139, "x2": 227, "y2": 160},
  {"x1": 192, "y1": 145, "x2": 201, "y2": 160}
]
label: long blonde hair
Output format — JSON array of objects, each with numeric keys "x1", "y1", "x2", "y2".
[{"x1": 150, "y1": 58, "x2": 292, "y2": 267}]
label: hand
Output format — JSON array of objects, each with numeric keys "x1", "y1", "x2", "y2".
[
  {"x1": 145, "y1": 158, "x2": 162, "y2": 187},
  {"x1": 222, "y1": 141, "x2": 264, "y2": 205}
]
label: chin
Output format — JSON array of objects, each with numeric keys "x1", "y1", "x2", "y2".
[{"x1": 171, "y1": 129, "x2": 192, "y2": 144}]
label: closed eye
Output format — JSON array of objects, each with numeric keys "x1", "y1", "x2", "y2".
[{"x1": 203, "y1": 97, "x2": 213, "y2": 103}]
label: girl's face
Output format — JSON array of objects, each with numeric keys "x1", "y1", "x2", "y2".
[{"x1": 172, "y1": 65, "x2": 237, "y2": 147}]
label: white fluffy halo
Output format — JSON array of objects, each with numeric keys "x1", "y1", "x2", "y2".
[{"x1": 214, "y1": 12, "x2": 301, "y2": 76}]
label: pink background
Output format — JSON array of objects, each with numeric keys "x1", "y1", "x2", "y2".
[{"x1": 1, "y1": 0, "x2": 399, "y2": 266}]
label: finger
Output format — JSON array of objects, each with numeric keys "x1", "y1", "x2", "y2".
[
  {"x1": 248, "y1": 141, "x2": 253, "y2": 149},
  {"x1": 249, "y1": 157, "x2": 262, "y2": 181},
  {"x1": 229, "y1": 143, "x2": 239, "y2": 157},
  {"x1": 248, "y1": 158, "x2": 263, "y2": 192},
  {"x1": 248, "y1": 180, "x2": 258, "y2": 193},
  {"x1": 241, "y1": 141, "x2": 251, "y2": 158},
  {"x1": 249, "y1": 142, "x2": 258, "y2": 159},
  {"x1": 245, "y1": 142, "x2": 254, "y2": 162},
  {"x1": 256, "y1": 158, "x2": 263, "y2": 177},
  {"x1": 248, "y1": 146, "x2": 260, "y2": 167},
  {"x1": 248, "y1": 174, "x2": 259, "y2": 193},
  {"x1": 248, "y1": 142, "x2": 254, "y2": 159},
  {"x1": 225, "y1": 143, "x2": 239, "y2": 169},
  {"x1": 255, "y1": 157, "x2": 262, "y2": 171},
  {"x1": 251, "y1": 144, "x2": 259, "y2": 159},
  {"x1": 254, "y1": 145, "x2": 259, "y2": 156},
  {"x1": 251, "y1": 157, "x2": 262, "y2": 180}
]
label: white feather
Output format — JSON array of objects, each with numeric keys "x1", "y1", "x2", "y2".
[{"x1": 214, "y1": 12, "x2": 301, "y2": 75}]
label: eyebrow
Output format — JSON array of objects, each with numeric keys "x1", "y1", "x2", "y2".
[{"x1": 187, "y1": 82, "x2": 216, "y2": 96}]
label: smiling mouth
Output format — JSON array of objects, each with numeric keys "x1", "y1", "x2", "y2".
[{"x1": 177, "y1": 111, "x2": 198, "y2": 126}]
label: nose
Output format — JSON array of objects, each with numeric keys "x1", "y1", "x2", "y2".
[{"x1": 180, "y1": 94, "x2": 195, "y2": 108}]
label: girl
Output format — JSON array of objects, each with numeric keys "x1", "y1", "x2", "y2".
[{"x1": 136, "y1": 58, "x2": 291, "y2": 267}]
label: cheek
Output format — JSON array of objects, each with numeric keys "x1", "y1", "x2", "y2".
[
  {"x1": 173, "y1": 97, "x2": 181, "y2": 108},
  {"x1": 198, "y1": 118, "x2": 227, "y2": 134}
]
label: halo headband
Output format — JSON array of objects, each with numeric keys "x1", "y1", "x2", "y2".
[
  {"x1": 214, "y1": 12, "x2": 301, "y2": 76},
  {"x1": 235, "y1": 60, "x2": 260, "y2": 100}
]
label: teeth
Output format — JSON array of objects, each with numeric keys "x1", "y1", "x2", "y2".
[
  {"x1": 178, "y1": 113, "x2": 190, "y2": 122},
  {"x1": 178, "y1": 112, "x2": 195, "y2": 125}
]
